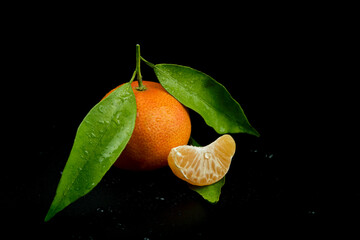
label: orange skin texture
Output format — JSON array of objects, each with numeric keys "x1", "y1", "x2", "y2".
[{"x1": 102, "y1": 81, "x2": 191, "y2": 171}]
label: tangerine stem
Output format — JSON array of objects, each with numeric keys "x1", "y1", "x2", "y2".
[
  {"x1": 135, "y1": 44, "x2": 146, "y2": 91},
  {"x1": 129, "y1": 69, "x2": 137, "y2": 83},
  {"x1": 141, "y1": 56, "x2": 155, "y2": 68}
]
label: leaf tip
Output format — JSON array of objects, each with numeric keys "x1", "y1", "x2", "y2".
[
  {"x1": 44, "y1": 200, "x2": 61, "y2": 222},
  {"x1": 243, "y1": 124, "x2": 260, "y2": 137},
  {"x1": 44, "y1": 209, "x2": 54, "y2": 222},
  {"x1": 251, "y1": 128, "x2": 261, "y2": 137}
]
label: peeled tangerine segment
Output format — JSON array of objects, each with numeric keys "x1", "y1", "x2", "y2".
[{"x1": 168, "y1": 134, "x2": 236, "y2": 186}]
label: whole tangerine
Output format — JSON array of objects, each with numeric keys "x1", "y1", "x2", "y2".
[{"x1": 102, "y1": 80, "x2": 191, "y2": 171}]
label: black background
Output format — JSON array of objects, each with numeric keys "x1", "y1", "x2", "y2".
[{"x1": 3, "y1": 5, "x2": 358, "y2": 239}]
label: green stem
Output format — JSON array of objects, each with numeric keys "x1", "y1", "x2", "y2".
[
  {"x1": 135, "y1": 44, "x2": 146, "y2": 91},
  {"x1": 129, "y1": 69, "x2": 137, "y2": 83},
  {"x1": 141, "y1": 56, "x2": 155, "y2": 68}
]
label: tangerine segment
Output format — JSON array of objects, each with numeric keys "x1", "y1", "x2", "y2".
[{"x1": 168, "y1": 134, "x2": 236, "y2": 186}]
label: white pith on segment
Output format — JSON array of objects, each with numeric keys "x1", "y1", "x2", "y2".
[{"x1": 170, "y1": 135, "x2": 235, "y2": 186}]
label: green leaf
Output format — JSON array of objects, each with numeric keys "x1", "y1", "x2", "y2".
[
  {"x1": 187, "y1": 137, "x2": 225, "y2": 203},
  {"x1": 189, "y1": 177, "x2": 225, "y2": 204},
  {"x1": 152, "y1": 64, "x2": 259, "y2": 137},
  {"x1": 45, "y1": 83, "x2": 136, "y2": 222}
]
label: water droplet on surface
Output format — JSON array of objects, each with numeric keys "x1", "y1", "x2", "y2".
[
  {"x1": 204, "y1": 152, "x2": 211, "y2": 159},
  {"x1": 98, "y1": 106, "x2": 105, "y2": 113},
  {"x1": 116, "y1": 223, "x2": 125, "y2": 230},
  {"x1": 113, "y1": 113, "x2": 122, "y2": 125},
  {"x1": 308, "y1": 210, "x2": 317, "y2": 215}
]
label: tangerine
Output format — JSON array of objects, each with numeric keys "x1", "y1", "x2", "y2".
[
  {"x1": 102, "y1": 81, "x2": 191, "y2": 171},
  {"x1": 168, "y1": 134, "x2": 236, "y2": 186}
]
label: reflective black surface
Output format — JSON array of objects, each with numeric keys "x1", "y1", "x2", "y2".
[{"x1": 5, "y1": 9, "x2": 359, "y2": 239}]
